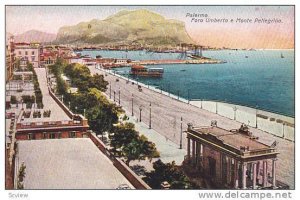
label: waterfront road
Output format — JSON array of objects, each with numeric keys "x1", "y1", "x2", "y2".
[{"x1": 88, "y1": 66, "x2": 294, "y2": 189}]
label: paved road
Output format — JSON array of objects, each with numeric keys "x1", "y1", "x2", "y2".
[
  {"x1": 17, "y1": 139, "x2": 134, "y2": 189},
  {"x1": 89, "y1": 66, "x2": 294, "y2": 189}
]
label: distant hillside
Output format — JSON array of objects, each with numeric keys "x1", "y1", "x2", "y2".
[
  {"x1": 56, "y1": 9, "x2": 194, "y2": 46},
  {"x1": 14, "y1": 30, "x2": 56, "y2": 43}
]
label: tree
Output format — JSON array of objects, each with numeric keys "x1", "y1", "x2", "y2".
[
  {"x1": 110, "y1": 122, "x2": 159, "y2": 166},
  {"x1": 89, "y1": 73, "x2": 108, "y2": 92},
  {"x1": 110, "y1": 122, "x2": 138, "y2": 153},
  {"x1": 143, "y1": 159, "x2": 196, "y2": 189},
  {"x1": 123, "y1": 135, "x2": 159, "y2": 166}
]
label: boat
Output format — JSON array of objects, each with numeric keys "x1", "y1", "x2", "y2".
[
  {"x1": 245, "y1": 55, "x2": 248, "y2": 58},
  {"x1": 281, "y1": 53, "x2": 284, "y2": 58},
  {"x1": 130, "y1": 65, "x2": 163, "y2": 77}
]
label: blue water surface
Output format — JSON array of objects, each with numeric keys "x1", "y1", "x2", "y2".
[{"x1": 80, "y1": 50, "x2": 295, "y2": 117}]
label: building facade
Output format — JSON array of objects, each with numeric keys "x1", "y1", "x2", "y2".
[
  {"x1": 6, "y1": 36, "x2": 16, "y2": 82},
  {"x1": 185, "y1": 122, "x2": 282, "y2": 189},
  {"x1": 15, "y1": 115, "x2": 89, "y2": 140},
  {"x1": 14, "y1": 43, "x2": 41, "y2": 68}
]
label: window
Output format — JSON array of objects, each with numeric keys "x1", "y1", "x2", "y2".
[
  {"x1": 49, "y1": 133, "x2": 56, "y2": 139},
  {"x1": 25, "y1": 51, "x2": 28, "y2": 55},
  {"x1": 28, "y1": 133, "x2": 35, "y2": 140},
  {"x1": 18, "y1": 51, "x2": 21, "y2": 55},
  {"x1": 57, "y1": 132, "x2": 61, "y2": 139},
  {"x1": 32, "y1": 51, "x2": 35, "y2": 55},
  {"x1": 31, "y1": 56, "x2": 35, "y2": 61},
  {"x1": 69, "y1": 131, "x2": 76, "y2": 138},
  {"x1": 43, "y1": 132, "x2": 47, "y2": 139}
]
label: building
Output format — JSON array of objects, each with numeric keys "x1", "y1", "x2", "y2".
[
  {"x1": 14, "y1": 42, "x2": 41, "y2": 68},
  {"x1": 184, "y1": 122, "x2": 282, "y2": 189},
  {"x1": 41, "y1": 52, "x2": 57, "y2": 67},
  {"x1": 6, "y1": 36, "x2": 16, "y2": 82},
  {"x1": 15, "y1": 114, "x2": 89, "y2": 140}
]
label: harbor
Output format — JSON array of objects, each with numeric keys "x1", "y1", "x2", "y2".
[{"x1": 88, "y1": 65, "x2": 295, "y2": 189}]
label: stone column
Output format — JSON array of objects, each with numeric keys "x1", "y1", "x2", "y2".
[
  {"x1": 195, "y1": 142, "x2": 199, "y2": 166},
  {"x1": 262, "y1": 160, "x2": 268, "y2": 187},
  {"x1": 200, "y1": 143, "x2": 203, "y2": 156},
  {"x1": 187, "y1": 138, "x2": 191, "y2": 161},
  {"x1": 242, "y1": 162, "x2": 247, "y2": 189},
  {"x1": 192, "y1": 140, "x2": 196, "y2": 164},
  {"x1": 252, "y1": 162, "x2": 257, "y2": 189},
  {"x1": 256, "y1": 161, "x2": 261, "y2": 184},
  {"x1": 233, "y1": 160, "x2": 238, "y2": 188},
  {"x1": 228, "y1": 157, "x2": 232, "y2": 185},
  {"x1": 272, "y1": 159, "x2": 277, "y2": 188}
]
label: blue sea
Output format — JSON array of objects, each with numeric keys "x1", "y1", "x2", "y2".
[{"x1": 80, "y1": 50, "x2": 295, "y2": 117}]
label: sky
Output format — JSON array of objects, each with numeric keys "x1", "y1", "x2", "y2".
[{"x1": 6, "y1": 6, "x2": 294, "y2": 49}]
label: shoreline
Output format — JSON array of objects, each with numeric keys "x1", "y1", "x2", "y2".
[
  {"x1": 107, "y1": 68, "x2": 294, "y2": 120},
  {"x1": 88, "y1": 65, "x2": 295, "y2": 188}
]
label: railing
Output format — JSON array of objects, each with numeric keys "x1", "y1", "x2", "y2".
[
  {"x1": 16, "y1": 119, "x2": 88, "y2": 129},
  {"x1": 241, "y1": 148, "x2": 277, "y2": 157}
]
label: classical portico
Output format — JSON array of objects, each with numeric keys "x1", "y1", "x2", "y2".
[{"x1": 185, "y1": 123, "x2": 279, "y2": 189}]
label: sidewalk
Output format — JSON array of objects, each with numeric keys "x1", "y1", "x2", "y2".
[
  {"x1": 31, "y1": 68, "x2": 70, "y2": 122},
  {"x1": 125, "y1": 110, "x2": 186, "y2": 165}
]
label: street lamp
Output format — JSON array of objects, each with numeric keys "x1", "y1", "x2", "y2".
[
  {"x1": 255, "y1": 105, "x2": 258, "y2": 128},
  {"x1": 180, "y1": 117, "x2": 183, "y2": 149},
  {"x1": 131, "y1": 94, "x2": 134, "y2": 116},
  {"x1": 139, "y1": 105, "x2": 143, "y2": 122},
  {"x1": 233, "y1": 106, "x2": 237, "y2": 121},
  {"x1": 113, "y1": 90, "x2": 116, "y2": 102},
  {"x1": 118, "y1": 87, "x2": 120, "y2": 105},
  {"x1": 187, "y1": 89, "x2": 190, "y2": 104},
  {"x1": 68, "y1": 101, "x2": 71, "y2": 109},
  {"x1": 109, "y1": 82, "x2": 112, "y2": 99},
  {"x1": 149, "y1": 102, "x2": 152, "y2": 129}
]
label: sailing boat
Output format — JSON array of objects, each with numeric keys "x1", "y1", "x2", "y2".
[{"x1": 281, "y1": 53, "x2": 284, "y2": 58}]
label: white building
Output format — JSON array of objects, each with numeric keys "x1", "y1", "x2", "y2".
[{"x1": 14, "y1": 43, "x2": 41, "y2": 68}]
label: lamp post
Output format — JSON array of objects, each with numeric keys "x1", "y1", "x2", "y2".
[
  {"x1": 109, "y1": 82, "x2": 111, "y2": 99},
  {"x1": 149, "y1": 102, "x2": 152, "y2": 129},
  {"x1": 131, "y1": 94, "x2": 134, "y2": 116},
  {"x1": 62, "y1": 95, "x2": 64, "y2": 103},
  {"x1": 233, "y1": 106, "x2": 237, "y2": 121},
  {"x1": 180, "y1": 117, "x2": 183, "y2": 149},
  {"x1": 118, "y1": 87, "x2": 120, "y2": 105},
  {"x1": 113, "y1": 90, "x2": 116, "y2": 102},
  {"x1": 68, "y1": 101, "x2": 71, "y2": 109},
  {"x1": 255, "y1": 105, "x2": 259, "y2": 128},
  {"x1": 139, "y1": 105, "x2": 143, "y2": 122}
]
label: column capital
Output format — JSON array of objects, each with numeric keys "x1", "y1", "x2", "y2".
[{"x1": 272, "y1": 158, "x2": 278, "y2": 161}]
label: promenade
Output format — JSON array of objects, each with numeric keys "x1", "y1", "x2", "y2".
[
  {"x1": 33, "y1": 68, "x2": 70, "y2": 121},
  {"x1": 88, "y1": 66, "x2": 294, "y2": 188}
]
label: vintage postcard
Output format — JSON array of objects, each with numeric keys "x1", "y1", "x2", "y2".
[{"x1": 4, "y1": 4, "x2": 295, "y2": 197}]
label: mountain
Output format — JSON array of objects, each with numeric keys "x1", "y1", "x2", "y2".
[
  {"x1": 14, "y1": 30, "x2": 56, "y2": 43},
  {"x1": 56, "y1": 9, "x2": 194, "y2": 46}
]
